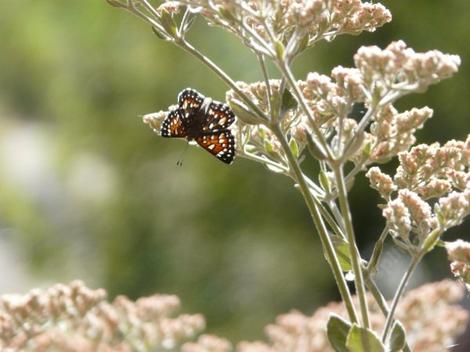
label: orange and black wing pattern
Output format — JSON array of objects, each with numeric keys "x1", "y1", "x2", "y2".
[
  {"x1": 201, "y1": 101, "x2": 236, "y2": 133},
  {"x1": 161, "y1": 108, "x2": 186, "y2": 138},
  {"x1": 195, "y1": 131, "x2": 236, "y2": 164},
  {"x1": 178, "y1": 88, "x2": 205, "y2": 121}
]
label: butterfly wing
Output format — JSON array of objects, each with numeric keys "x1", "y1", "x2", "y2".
[
  {"x1": 161, "y1": 108, "x2": 187, "y2": 138},
  {"x1": 195, "y1": 130, "x2": 236, "y2": 164},
  {"x1": 201, "y1": 101, "x2": 236, "y2": 133},
  {"x1": 178, "y1": 88, "x2": 205, "y2": 121}
]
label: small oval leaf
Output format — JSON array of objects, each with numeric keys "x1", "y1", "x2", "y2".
[
  {"x1": 389, "y1": 321, "x2": 406, "y2": 352},
  {"x1": 331, "y1": 237, "x2": 352, "y2": 272},
  {"x1": 327, "y1": 314, "x2": 352, "y2": 352},
  {"x1": 281, "y1": 88, "x2": 297, "y2": 113},
  {"x1": 318, "y1": 170, "x2": 331, "y2": 193},
  {"x1": 346, "y1": 324, "x2": 385, "y2": 352},
  {"x1": 289, "y1": 138, "x2": 299, "y2": 158}
]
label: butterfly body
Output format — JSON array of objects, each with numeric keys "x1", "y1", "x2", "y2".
[{"x1": 161, "y1": 88, "x2": 236, "y2": 164}]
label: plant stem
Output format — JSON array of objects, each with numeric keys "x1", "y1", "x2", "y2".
[
  {"x1": 177, "y1": 39, "x2": 268, "y2": 121},
  {"x1": 271, "y1": 124, "x2": 359, "y2": 323},
  {"x1": 364, "y1": 274, "x2": 412, "y2": 352},
  {"x1": 257, "y1": 54, "x2": 273, "y2": 115},
  {"x1": 381, "y1": 254, "x2": 421, "y2": 343},
  {"x1": 240, "y1": 152, "x2": 288, "y2": 173},
  {"x1": 332, "y1": 165, "x2": 370, "y2": 329},
  {"x1": 276, "y1": 61, "x2": 334, "y2": 161}
]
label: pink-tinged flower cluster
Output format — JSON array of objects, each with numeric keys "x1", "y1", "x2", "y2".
[
  {"x1": 367, "y1": 137, "x2": 470, "y2": 250},
  {"x1": 355, "y1": 40, "x2": 461, "y2": 96},
  {"x1": 182, "y1": 334, "x2": 233, "y2": 352},
  {"x1": 446, "y1": 240, "x2": 470, "y2": 292},
  {"x1": 176, "y1": 0, "x2": 391, "y2": 57},
  {"x1": 144, "y1": 40, "x2": 460, "y2": 179},
  {"x1": 237, "y1": 280, "x2": 468, "y2": 352},
  {"x1": 368, "y1": 105, "x2": 433, "y2": 163},
  {"x1": 0, "y1": 281, "x2": 205, "y2": 351}
]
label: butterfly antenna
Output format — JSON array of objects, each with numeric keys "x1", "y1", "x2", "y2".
[{"x1": 176, "y1": 143, "x2": 190, "y2": 167}]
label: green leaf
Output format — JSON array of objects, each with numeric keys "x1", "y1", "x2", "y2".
[
  {"x1": 346, "y1": 324, "x2": 385, "y2": 352},
  {"x1": 151, "y1": 26, "x2": 170, "y2": 41},
  {"x1": 318, "y1": 170, "x2": 331, "y2": 193},
  {"x1": 158, "y1": 10, "x2": 178, "y2": 37},
  {"x1": 264, "y1": 140, "x2": 278, "y2": 158},
  {"x1": 362, "y1": 141, "x2": 372, "y2": 159},
  {"x1": 327, "y1": 314, "x2": 352, "y2": 352},
  {"x1": 422, "y1": 228, "x2": 443, "y2": 253},
  {"x1": 389, "y1": 321, "x2": 406, "y2": 352},
  {"x1": 275, "y1": 40, "x2": 285, "y2": 59},
  {"x1": 331, "y1": 237, "x2": 352, "y2": 272},
  {"x1": 280, "y1": 87, "x2": 297, "y2": 113},
  {"x1": 289, "y1": 138, "x2": 299, "y2": 158}
]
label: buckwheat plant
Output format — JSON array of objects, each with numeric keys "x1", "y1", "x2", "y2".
[{"x1": 106, "y1": 1, "x2": 469, "y2": 351}]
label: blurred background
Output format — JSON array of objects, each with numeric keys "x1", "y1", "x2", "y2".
[{"x1": 0, "y1": 0, "x2": 469, "y2": 343}]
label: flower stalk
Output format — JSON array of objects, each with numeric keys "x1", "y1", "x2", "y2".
[
  {"x1": 332, "y1": 164, "x2": 371, "y2": 328},
  {"x1": 271, "y1": 123, "x2": 359, "y2": 323},
  {"x1": 381, "y1": 253, "x2": 422, "y2": 343}
]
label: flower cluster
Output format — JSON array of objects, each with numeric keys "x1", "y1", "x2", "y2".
[
  {"x1": 0, "y1": 279, "x2": 467, "y2": 351},
  {"x1": 177, "y1": 0, "x2": 391, "y2": 58},
  {"x1": 367, "y1": 105, "x2": 433, "y2": 163},
  {"x1": 367, "y1": 137, "x2": 470, "y2": 250},
  {"x1": 226, "y1": 42, "x2": 459, "y2": 165},
  {"x1": 182, "y1": 334, "x2": 233, "y2": 352},
  {"x1": 355, "y1": 40, "x2": 461, "y2": 96},
  {"x1": 144, "y1": 42, "x2": 461, "y2": 196},
  {"x1": 446, "y1": 240, "x2": 470, "y2": 293},
  {"x1": 0, "y1": 281, "x2": 204, "y2": 351},
  {"x1": 237, "y1": 280, "x2": 468, "y2": 352}
]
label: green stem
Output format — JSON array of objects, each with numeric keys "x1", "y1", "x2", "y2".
[
  {"x1": 257, "y1": 54, "x2": 273, "y2": 116},
  {"x1": 365, "y1": 274, "x2": 412, "y2": 352},
  {"x1": 276, "y1": 61, "x2": 334, "y2": 161},
  {"x1": 332, "y1": 165, "x2": 370, "y2": 329},
  {"x1": 381, "y1": 254, "x2": 421, "y2": 343},
  {"x1": 177, "y1": 39, "x2": 268, "y2": 121},
  {"x1": 271, "y1": 124, "x2": 359, "y2": 323},
  {"x1": 364, "y1": 275, "x2": 388, "y2": 318}
]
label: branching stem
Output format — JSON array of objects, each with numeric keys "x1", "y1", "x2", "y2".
[
  {"x1": 381, "y1": 254, "x2": 421, "y2": 343},
  {"x1": 271, "y1": 124, "x2": 359, "y2": 324},
  {"x1": 276, "y1": 61, "x2": 335, "y2": 161},
  {"x1": 332, "y1": 165, "x2": 370, "y2": 329}
]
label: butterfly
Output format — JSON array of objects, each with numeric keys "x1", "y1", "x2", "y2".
[{"x1": 161, "y1": 88, "x2": 236, "y2": 164}]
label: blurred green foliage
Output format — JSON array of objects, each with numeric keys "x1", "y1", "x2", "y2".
[{"x1": 0, "y1": 0, "x2": 469, "y2": 342}]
